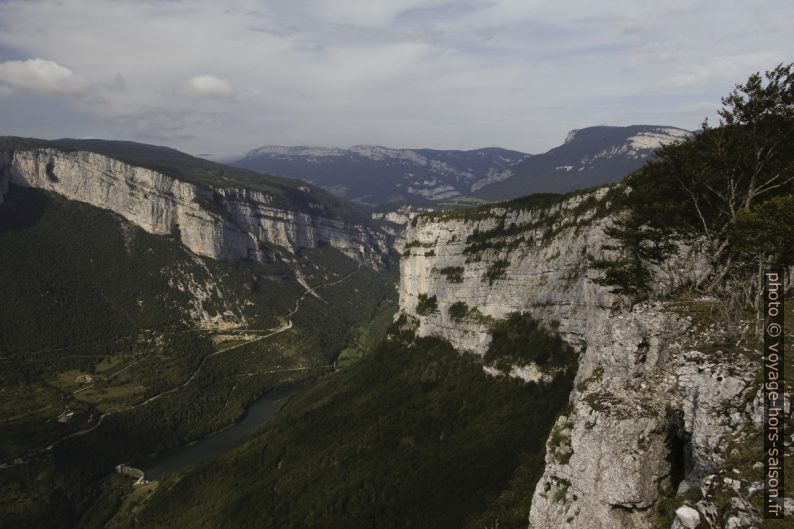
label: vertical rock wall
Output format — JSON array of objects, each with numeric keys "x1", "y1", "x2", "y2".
[
  {"x1": 397, "y1": 188, "x2": 771, "y2": 528},
  {"x1": 1, "y1": 149, "x2": 387, "y2": 267}
]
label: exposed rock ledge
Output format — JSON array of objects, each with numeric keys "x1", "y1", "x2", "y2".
[
  {"x1": 399, "y1": 188, "x2": 674, "y2": 355},
  {"x1": 397, "y1": 188, "x2": 776, "y2": 528},
  {"x1": 0, "y1": 149, "x2": 387, "y2": 267}
]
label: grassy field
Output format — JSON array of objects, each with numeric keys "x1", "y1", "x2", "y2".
[{"x1": 336, "y1": 299, "x2": 396, "y2": 368}]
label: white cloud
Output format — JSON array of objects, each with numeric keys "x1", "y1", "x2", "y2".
[
  {"x1": 186, "y1": 74, "x2": 234, "y2": 99},
  {"x1": 0, "y1": 58, "x2": 89, "y2": 96},
  {"x1": 116, "y1": 107, "x2": 192, "y2": 142},
  {"x1": 295, "y1": 0, "x2": 450, "y2": 26},
  {"x1": 669, "y1": 51, "x2": 786, "y2": 88},
  {"x1": 0, "y1": 1, "x2": 791, "y2": 155}
]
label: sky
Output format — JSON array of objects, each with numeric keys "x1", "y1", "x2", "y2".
[{"x1": 0, "y1": 0, "x2": 792, "y2": 157}]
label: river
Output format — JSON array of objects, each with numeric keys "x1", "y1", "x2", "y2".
[{"x1": 141, "y1": 386, "x2": 300, "y2": 481}]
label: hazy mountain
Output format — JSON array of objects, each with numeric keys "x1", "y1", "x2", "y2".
[
  {"x1": 473, "y1": 125, "x2": 691, "y2": 200},
  {"x1": 232, "y1": 145, "x2": 528, "y2": 207},
  {"x1": 233, "y1": 126, "x2": 689, "y2": 209}
]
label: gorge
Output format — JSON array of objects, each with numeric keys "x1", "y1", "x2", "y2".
[{"x1": 0, "y1": 105, "x2": 791, "y2": 529}]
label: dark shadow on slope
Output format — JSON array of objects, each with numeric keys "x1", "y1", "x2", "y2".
[{"x1": 0, "y1": 186, "x2": 47, "y2": 234}]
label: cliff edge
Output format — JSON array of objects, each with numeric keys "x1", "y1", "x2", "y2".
[
  {"x1": 398, "y1": 187, "x2": 784, "y2": 528},
  {"x1": 0, "y1": 143, "x2": 387, "y2": 267}
]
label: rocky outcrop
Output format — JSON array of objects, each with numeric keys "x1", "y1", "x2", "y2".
[
  {"x1": 399, "y1": 188, "x2": 635, "y2": 355},
  {"x1": 397, "y1": 188, "x2": 774, "y2": 528},
  {"x1": 0, "y1": 148, "x2": 387, "y2": 266},
  {"x1": 528, "y1": 301, "x2": 767, "y2": 529}
]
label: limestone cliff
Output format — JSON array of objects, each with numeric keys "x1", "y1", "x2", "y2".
[
  {"x1": 0, "y1": 148, "x2": 387, "y2": 266},
  {"x1": 398, "y1": 188, "x2": 784, "y2": 528},
  {"x1": 399, "y1": 188, "x2": 625, "y2": 355}
]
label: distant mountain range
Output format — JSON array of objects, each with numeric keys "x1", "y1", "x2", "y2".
[
  {"x1": 233, "y1": 145, "x2": 527, "y2": 207},
  {"x1": 232, "y1": 125, "x2": 690, "y2": 208},
  {"x1": 473, "y1": 125, "x2": 691, "y2": 201}
]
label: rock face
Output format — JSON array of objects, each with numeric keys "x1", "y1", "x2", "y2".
[
  {"x1": 0, "y1": 149, "x2": 386, "y2": 266},
  {"x1": 400, "y1": 187, "x2": 648, "y2": 355},
  {"x1": 397, "y1": 188, "x2": 769, "y2": 528},
  {"x1": 528, "y1": 303, "x2": 767, "y2": 529},
  {"x1": 672, "y1": 506, "x2": 700, "y2": 529}
]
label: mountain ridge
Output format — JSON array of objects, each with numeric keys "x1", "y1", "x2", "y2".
[
  {"x1": 473, "y1": 125, "x2": 690, "y2": 199},
  {"x1": 233, "y1": 125, "x2": 689, "y2": 208},
  {"x1": 0, "y1": 136, "x2": 367, "y2": 224},
  {"x1": 233, "y1": 143, "x2": 529, "y2": 206},
  {"x1": 0, "y1": 137, "x2": 389, "y2": 267}
]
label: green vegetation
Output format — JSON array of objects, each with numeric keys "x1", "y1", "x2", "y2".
[
  {"x1": 440, "y1": 185, "x2": 624, "y2": 259},
  {"x1": 6, "y1": 63, "x2": 790, "y2": 529},
  {"x1": 448, "y1": 301, "x2": 470, "y2": 322},
  {"x1": 464, "y1": 219, "x2": 528, "y2": 254},
  {"x1": 0, "y1": 187, "x2": 297, "y2": 357},
  {"x1": 420, "y1": 192, "x2": 564, "y2": 224},
  {"x1": 415, "y1": 293, "x2": 438, "y2": 315},
  {"x1": 547, "y1": 423, "x2": 568, "y2": 451},
  {"x1": 576, "y1": 367, "x2": 604, "y2": 393},
  {"x1": 0, "y1": 187, "x2": 394, "y2": 529},
  {"x1": 435, "y1": 195, "x2": 489, "y2": 209},
  {"x1": 402, "y1": 239, "x2": 435, "y2": 256},
  {"x1": 438, "y1": 266, "x2": 464, "y2": 283},
  {"x1": 335, "y1": 298, "x2": 398, "y2": 368},
  {"x1": 552, "y1": 479, "x2": 570, "y2": 503},
  {"x1": 658, "y1": 297, "x2": 794, "y2": 529},
  {"x1": 595, "y1": 64, "x2": 794, "y2": 303},
  {"x1": 653, "y1": 485, "x2": 703, "y2": 528},
  {"x1": 104, "y1": 481, "x2": 157, "y2": 529},
  {"x1": 484, "y1": 259, "x2": 510, "y2": 284},
  {"x1": 119, "y1": 330, "x2": 574, "y2": 529},
  {"x1": 418, "y1": 183, "x2": 621, "y2": 227},
  {"x1": 484, "y1": 314, "x2": 576, "y2": 372}
]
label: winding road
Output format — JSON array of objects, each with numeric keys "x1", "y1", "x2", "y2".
[{"x1": 1, "y1": 264, "x2": 362, "y2": 467}]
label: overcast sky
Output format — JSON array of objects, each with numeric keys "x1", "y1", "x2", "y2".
[{"x1": 0, "y1": 0, "x2": 792, "y2": 157}]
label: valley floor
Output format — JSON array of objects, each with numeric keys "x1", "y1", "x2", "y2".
[{"x1": 0, "y1": 187, "x2": 397, "y2": 529}]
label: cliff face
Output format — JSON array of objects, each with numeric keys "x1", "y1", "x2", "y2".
[
  {"x1": 399, "y1": 189, "x2": 622, "y2": 355},
  {"x1": 0, "y1": 148, "x2": 387, "y2": 266},
  {"x1": 398, "y1": 189, "x2": 773, "y2": 528},
  {"x1": 528, "y1": 302, "x2": 766, "y2": 529}
]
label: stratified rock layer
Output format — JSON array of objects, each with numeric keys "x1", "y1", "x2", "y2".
[
  {"x1": 397, "y1": 188, "x2": 770, "y2": 528},
  {"x1": 0, "y1": 149, "x2": 386, "y2": 266}
]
